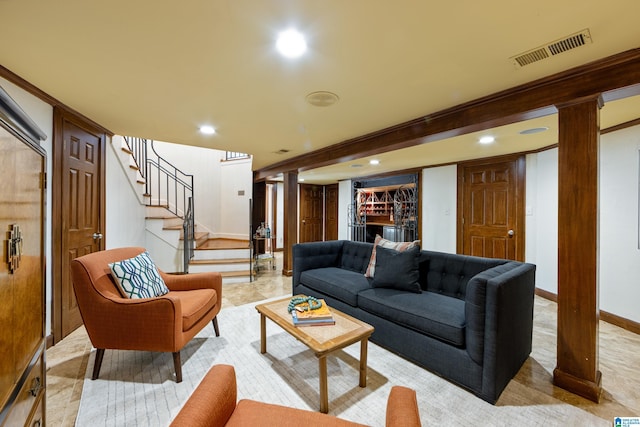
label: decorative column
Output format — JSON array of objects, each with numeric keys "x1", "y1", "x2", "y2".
[
  {"x1": 553, "y1": 96, "x2": 602, "y2": 402},
  {"x1": 282, "y1": 171, "x2": 298, "y2": 276}
]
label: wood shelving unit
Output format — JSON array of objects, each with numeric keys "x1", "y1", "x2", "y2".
[{"x1": 356, "y1": 184, "x2": 415, "y2": 225}]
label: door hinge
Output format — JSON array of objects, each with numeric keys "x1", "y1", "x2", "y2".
[{"x1": 40, "y1": 172, "x2": 47, "y2": 189}]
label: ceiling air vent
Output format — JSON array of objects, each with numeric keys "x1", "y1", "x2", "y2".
[
  {"x1": 306, "y1": 91, "x2": 339, "y2": 107},
  {"x1": 511, "y1": 29, "x2": 592, "y2": 68}
]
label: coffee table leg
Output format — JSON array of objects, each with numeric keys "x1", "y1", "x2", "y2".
[
  {"x1": 359, "y1": 338, "x2": 368, "y2": 387},
  {"x1": 260, "y1": 313, "x2": 267, "y2": 354},
  {"x1": 319, "y1": 356, "x2": 328, "y2": 413}
]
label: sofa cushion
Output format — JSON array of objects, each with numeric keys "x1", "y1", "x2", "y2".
[
  {"x1": 372, "y1": 245, "x2": 421, "y2": 293},
  {"x1": 358, "y1": 288, "x2": 466, "y2": 346},
  {"x1": 364, "y1": 235, "x2": 420, "y2": 278},
  {"x1": 108, "y1": 251, "x2": 169, "y2": 299},
  {"x1": 340, "y1": 240, "x2": 375, "y2": 274},
  {"x1": 299, "y1": 267, "x2": 372, "y2": 307},
  {"x1": 421, "y1": 251, "x2": 506, "y2": 299}
]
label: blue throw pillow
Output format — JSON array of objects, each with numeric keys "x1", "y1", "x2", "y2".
[
  {"x1": 109, "y1": 251, "x2": 169, "y2": 299},
  {"x1": 371, "y1": 245, "x2": 422, "y2": 293}
]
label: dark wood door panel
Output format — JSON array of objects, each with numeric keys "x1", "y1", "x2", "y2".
[
  {"x1": 300, "y1": 184, "x2": 323, "y2": 243},
  {"x1": 324, "y1": 184, "x2": 338, "y2": 241},
  {"x1": 470, "y1": 189, "x2": 486, "y2": 225},
  {"x1": 458, "y1": 155, "x2": 525, "y2": 261},
  {"x1": 62, "y1": 122, "x2": 101, "y2": 337},
  {"x1": 54, "y1": 109, "x2": 105, "y2": 343}
]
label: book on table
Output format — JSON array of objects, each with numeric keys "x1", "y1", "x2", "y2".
[
  {"x1": 292, "y1": 310, "x2": 336, "y2": 326},
  {"x1": 294, "y1": 299, "x2": 333, "y2": 319},
  {"x1": 291, "y1": 299, "x2": 335, "y2": 326}
]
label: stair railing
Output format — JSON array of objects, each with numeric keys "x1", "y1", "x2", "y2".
[
  {"x1": 123, "y1": 136, "x2": 148, "y2": 179},
  {"x1": 183, "y1": 197, "x2": 195, "y2": 273},
  {"x1": 145, "y1": 140, "x2": 194, "y2": 217},
  {"x1": 124, "y1": 136, "x2": 195, "y2": 272}
]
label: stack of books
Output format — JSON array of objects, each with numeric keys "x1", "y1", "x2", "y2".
[{"x1": 291, "y1": 299, "x2": 335, "y2": 326}]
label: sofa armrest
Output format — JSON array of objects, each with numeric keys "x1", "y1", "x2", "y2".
[
  {"x1": 292, "y1": 241, "x2": 344, "y2": 290},
  {"x1": 481, "y1": 262, "x2": 536, "y2": 402},
  {"x1": 170, "y1": 364, "x2": 237, "y2": 427},
  {"x1": 386, "y1": 386, "x2": 422, "y2": 427}
]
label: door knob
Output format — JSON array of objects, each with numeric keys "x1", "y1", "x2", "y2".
[
  {"x1": 92, "y1": 232, "x2": 103, "y2": 240},
  {"x1": 507, "y1": 229, "x2": 514, "y2": 237}
]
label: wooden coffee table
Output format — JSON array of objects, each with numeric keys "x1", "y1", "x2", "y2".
[{"x1": 255, "y1": 297, "x2": 374, "y2": 413}]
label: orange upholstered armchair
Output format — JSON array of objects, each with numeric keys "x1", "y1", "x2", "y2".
[
  {"x1": 171, "y1": 365, "x2": 422, "y2": 427},
  {"x1": 70, "y1": 247, "x2": 222, "y2": 383}
]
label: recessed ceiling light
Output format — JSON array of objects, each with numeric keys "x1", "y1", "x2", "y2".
[
  {"x1": 298, "y1": 178, "x2": 305, "y2": 182},
  {"x1": 479, "y1": 136, "x2": 495, "y2": 144},
  {"x1": 519, "y1": 127, "x2": 549, "y2": 135},
  {"x1": 369, "y1": 159, "x2": 380, "y2": 165},
  {"x1": 276, "y1": 29, "x2": 307, "y2": 58},
  {"x1": 199, "y1": 125, "x2": 216, "y2": 135}
]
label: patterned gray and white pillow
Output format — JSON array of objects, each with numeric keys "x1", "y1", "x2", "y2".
[{"x1": 109, "y1": 251, "x2": 169, "y2": 299}]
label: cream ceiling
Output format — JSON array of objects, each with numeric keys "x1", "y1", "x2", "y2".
[{"x1": 1, "y1": 0, "x2": 640, "y2": 183}]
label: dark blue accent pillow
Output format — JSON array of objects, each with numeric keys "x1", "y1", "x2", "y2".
[{"x1": 371, "y1": 245, "x2": 421, "y2": 293}]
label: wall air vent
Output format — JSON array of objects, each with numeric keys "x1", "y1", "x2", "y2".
[{"x1": 511, "y1": 29, "x2": 592, "y2": 68}]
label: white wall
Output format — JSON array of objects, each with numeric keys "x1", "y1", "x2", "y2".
[
  {"x1": 421, "y1": 165, "x2": 457, "y2": 252},
  {"x1": 524, "y1": 128, "x2": 640, "y2": 323},
  {"x1": 599, "y1": 125, "x2": 640, "y2": 323},
  {"x1": 105, "y1": 138, "x2": 147, "y2": 249},
  {"x1": 219, "y1": 158, "x2": 252, "y2": 239},
  {"x1": 150, "y1": 141, "x2": 253, "y2": 240},
  {"x1": 276, "y1": 182, "x2": 284, "y2": 249},
  {"x1": 338, "y1": 179, "x2": 352, "y2": 240},
  {"x1": 1, "y1": 77, "x2": 54, "y2": 336},
  {"x1": 527, "y1": 148, "x2": 559, "y2": 294}
]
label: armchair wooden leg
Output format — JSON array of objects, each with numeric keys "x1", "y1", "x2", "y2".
[
  {"x1": 92, "y1": 348, "x2": 105, "y2": 380},
  {"x1": 212, "y1": 316, "x2": 220, "y2": 337},
  {"x1": 173, "y1": 351, "x2": 182, "y2": 383}
]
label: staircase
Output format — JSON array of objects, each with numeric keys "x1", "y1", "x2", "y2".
[
  {"x1": 189, "y1": 239, "x2": 253, "y2": 284},
  {"x1": 112, "y1": 135, "x2": 253, "y2": 283}
]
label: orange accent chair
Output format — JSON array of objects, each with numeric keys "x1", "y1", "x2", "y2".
[
  {"x1": 70, "y1": 247, "x2": 222, "y2": 383},
  {"x1": 170, "y1": 364, "x2": 422, "y2": 427}
]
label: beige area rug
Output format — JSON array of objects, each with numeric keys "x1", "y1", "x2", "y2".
[{"x1": 76, "y1": 300, "x2": 609, "y2": 427}]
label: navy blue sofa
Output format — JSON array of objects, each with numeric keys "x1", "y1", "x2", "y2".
[{"x1": 292, "y1": 240, "x2": 536, "y2": 404}]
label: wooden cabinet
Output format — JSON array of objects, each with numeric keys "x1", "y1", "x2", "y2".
[{"x1": 0, "y1": 113, "x2": 46, "y2": 426}]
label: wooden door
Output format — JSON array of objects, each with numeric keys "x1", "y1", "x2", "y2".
[
  {"x1": 457, "y1": 155, "x2": 525, "y2": 260},
  {"x1": 324, "y1": 183, "x2": 338, "y2": 241},
  {"x1": 300, "y1": 184, "x2": 323, "y2": 243},
  {"x1": 53, "y1": 109, "x2": 105, "y2": 341}
]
